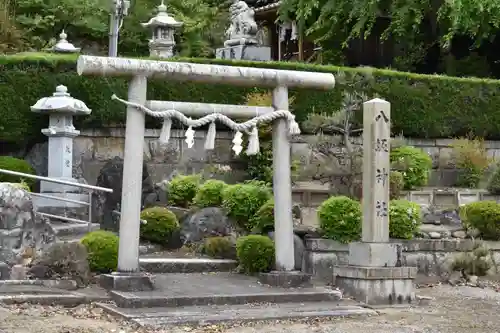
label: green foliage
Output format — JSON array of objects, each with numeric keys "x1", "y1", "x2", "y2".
[
  {"x1": 222, "y1": 183, "x2": 272, "y2": 231},
  {"x1": 278, "y1": 0, "x2": 500, "y2": 57},
  {"x1": 389, "y1": 199, "x2": 422, "y2": 239},
  {"x1": 250, "y1": 199, "x2": 275, "y2": 233},
  {"x1": 6, "y1": 55, "x2": 500, "y2": 145},
  {"x1": 193, "y1": 179, "x2": 227, "y2": 208},
  {"x1": 391, "y1": 146, "x2": 432, "y2": 190},
  {"x1": 0, "y1": 156, "x2": 35, "y2": 189},
  {"x1": 140, "y1": 207, "x2": 180, "y2": 245},
  {"x1": 80, "y1": 230, "x2": 118, "y2": 273},
  {"x1": 9, "y1": 0, "x2": 227, "y2": 57},
  {"x1": 487, "y1": 164, "x2": 500, "y2": 195},
  {"x1": 168, "y1": 174, "x2": 202, "y2": 208},
  {"x1": 389, "y1": 171, "x2": 404, "y2": 200},
  {"x1": 451, "y1": 242, "x2": 492, "y2": 277},
  {"x1": 451, "y1": 137, "x2": 491, "y2": 188},
  {"x1": 317, "y1": 196, "x2": 362, "y2": 243},
  {"x1": 202, "y1": 236, "x2": 236, "y2": 259},
  {"x1": 236, "y1": 235, "x2": 275, "y2": 273},
  {"x1": 462, "y1": 201, "x2": 500, "y2": 240}
]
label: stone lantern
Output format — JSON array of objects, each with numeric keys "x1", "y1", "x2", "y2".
[
  {"x1": 52, "y1": 30, "x2": 80, "y2": 53},
  {"x1": 141, "y1": 0, "x2": 183, "y2": 58},
  {"x1": 30, "y1": 85, "x2": 90, "y2": 201}
]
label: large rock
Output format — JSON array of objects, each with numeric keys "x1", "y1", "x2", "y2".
[
  {"x1": 180, "y1": 207, "x2": 237, "y2": 244},
  {"x1": 28, "y1": 242, "x2": 91, "y2": 287},
  {"x1": 0, "y1": 183, "x2": 55, "y2": 265},
  {"x1": 422, "y1": 206, "x2": 462, "y2": 227},
  {"x1": 267, "y1": 231, "x2": 305, "y2": 271},
  {"x1": 91, "y1": 157, "x2": 154, "y2": 231}
]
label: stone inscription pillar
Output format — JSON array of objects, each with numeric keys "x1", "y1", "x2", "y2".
[{"x1": 362, "y1": 98, "x2": 391, "y2": 243}]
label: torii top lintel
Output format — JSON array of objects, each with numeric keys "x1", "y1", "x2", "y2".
[{"x1": 76, "y1": 56, "x2": 335, "y2": 90}]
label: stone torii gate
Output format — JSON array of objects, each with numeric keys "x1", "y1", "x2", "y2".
[{"x1": 76, "y1": 56, "x2": 335, "y2": 289}]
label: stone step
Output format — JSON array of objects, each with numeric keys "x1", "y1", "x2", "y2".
[
  {"x1": 139, "y1": 258, "x2": 238, "y2": 274},
  {"x1": 52, "y1": 222, "x2": 100, "y2": 238},
  {"x1": 110, "y1": 287, "x2": 342, "y2": 308},
  {"x1": 97, "y1": 301, "x2": 375, "y2": 327}
]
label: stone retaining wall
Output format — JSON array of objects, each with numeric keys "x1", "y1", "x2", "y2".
[
  {"x1": 22, "y1": 129, "x2": 500, "y2": 189},
  {"x1": 303, "y1": 238, "x2": 500, "y2": 283}
]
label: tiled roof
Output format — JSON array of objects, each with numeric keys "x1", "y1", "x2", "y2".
[{"x1": 253, "y1": 0, "x2": 281, "y2": 12}]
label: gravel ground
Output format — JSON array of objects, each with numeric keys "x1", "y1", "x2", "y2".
[{"x1": 1, "y1": 284, "x2": 500, "y2": 333}]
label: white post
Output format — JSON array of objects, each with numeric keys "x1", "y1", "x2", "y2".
[
  {"x1": 117, "y1": 75, "x2": 147, "y2": 272},
  {"x1": 361, "y1": 98, "x2": 391, "y2": 243},
  {"x1": 272, "y1": 86, "x2": 295, "y2": 271}
]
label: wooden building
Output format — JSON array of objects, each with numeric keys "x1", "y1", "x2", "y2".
[
  {"x1": 249, "y1": 0, "x2": 321, "y2": 63},
  {"x1": 249, "y1": 0, "x2": 394, "y2": 67}
]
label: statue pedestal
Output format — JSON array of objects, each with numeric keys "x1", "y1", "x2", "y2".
[{"x1": 216, "y1": 45, "x2": 271, "y2": 61}]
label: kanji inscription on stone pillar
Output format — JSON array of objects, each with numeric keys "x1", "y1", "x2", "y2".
[{"x1": 362, "y1": 98, "x2": 391, "y2": 243}]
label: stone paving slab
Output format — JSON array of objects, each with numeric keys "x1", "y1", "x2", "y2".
[
  {"x1": 97, "y1": 301, "x2": 376, "y2": 326},
  {"x1": 110, "y1": 273, "x2": 342, "y2": 308},
  {"x1": 139, "y1": 258, "x2": 238, "y2": 273},
  {"x1": 0, "y1": 283, "x2": 110, "y2": 306}
]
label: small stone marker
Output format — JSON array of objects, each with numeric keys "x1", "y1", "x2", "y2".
[{"x1": 332, "y1": 98, "x2": 417, "y2": 305}]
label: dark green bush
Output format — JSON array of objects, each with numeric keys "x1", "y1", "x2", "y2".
[
  {"x1": 250, "y1": 198, "x2": 275, "y2": 233},
  {"x1": 236, "y1": 235, "x2": 275, "y2": 273},
  {"x1": 462, "y1": 201, "x2": 500, "y2": 240},
  {"x1": 4, "y1": 53, "x2": 500, "y2": 145},
  {"x1": 389, "y1": 170, "x2": 404, "y2": 199},
  {"x1": 0, "y1": 156, "x2": 35, "y2": 189},
  {"x1": 389, "y1": 199, "x2": 422, "y2": 239},
  {"x1": 317, "y1": 196, "x2": 362, "y2": 243},
  {"x1": 222, "y1": 183, "x2": 272, "y2": 231},
  {"x1": 80, "y1": 230, "x2": 119, "y2": 273},
  {"x1": 391, "y1": 146, "x2": 432, "y2": 190},
  {"x1": 168, "y1": 174, "x2": 202, "y2": 208},
  {"x1": 487, "y1": 164, "x2": 500, "y2": 194},
  {"x1": 193, "y1": 179, "x2": 228, "y2": 208},
  {"x1": 202, "y1": 236, "x2": 236, "y2": 259},
  {"x1": 140, "y1": 206, "x2": 180, "y2": 245}
]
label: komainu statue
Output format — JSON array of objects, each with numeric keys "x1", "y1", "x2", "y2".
[{"x1": 224, "y1": 0, "x2": 259, "y2": 47}]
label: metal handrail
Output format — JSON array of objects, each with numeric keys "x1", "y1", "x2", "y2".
[
  {"x1": 0, "y1": 169, "x2": 113, "y2": 193},
  {"x1": 0, "y1": 168, "x2": 113, "y2": 234}
]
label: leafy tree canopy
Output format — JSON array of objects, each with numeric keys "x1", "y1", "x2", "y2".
[
  {"x1": 278, "y1": 0, "x2": 500, "y2": 50},
  {"x1": 2, "y1": 0, "x2": 228, "y2": 57}
]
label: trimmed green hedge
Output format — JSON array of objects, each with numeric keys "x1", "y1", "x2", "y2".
[{"x1": 3, "y1": 52, "x2": 500, "y2": 144}]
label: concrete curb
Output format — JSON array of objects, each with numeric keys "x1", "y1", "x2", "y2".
[
  {"x1": 110, "y1": 289, "x2": 342, "y2": 308},
  {"x1": 0, "y1": 293, "x2": 109, "y2": 306},
  {"x1": 96, "y1": 302, "x2": 377, "y2": 327},
  {"x1": 139, "y1": 258, "x2": 238, "y2": 273}
]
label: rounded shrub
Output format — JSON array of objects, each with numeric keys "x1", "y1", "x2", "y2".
[
  {"x1": 390, "y1": 146, "x2": 432, "y2": 190},
  {"x1": 317, "y1": 196, "x2": 362, "y2": 243},
  {"x1": 389, "y1": 199, "x2": 422, "y2": 239},
  {"x1": 389, "y1": 170, "x2": 404, "y2": 199},
  {"x1": 250, "y1": 199, "x2": 275, "y2": 233},
  {"x1": 236, "y1": 235, "x2": 275, "y2": 273},
  {"x1": 193, "y1": 179, "x2": 228, "y2": 208},
  {"x1": 486, "y1": 165, "x2": 500, "y2": 194},
  {"x1": 222, "y1": 183, "x2": 271, "y2": 231},
  {"x1": 462, "y1": 201, "x2": 500, "y2": 240},
  {"x1": 168, "y1": 174, "x2": 202, "y2": 207},
  {"x1": 140, "y1": 206, "x2": 180, "y2": 245},
  {"x1": 81, "y1": 230, "x2": 119, "y2": 273},
  {"x1": 202, "y1": 236, "x2": 236, "y2": 259},
  {"x1": 0, "y1": 156, "x2": 35, "y2": 189}
]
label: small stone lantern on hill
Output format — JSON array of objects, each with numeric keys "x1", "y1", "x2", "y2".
[
  {"x1": 141, "y1": 0, "x2": 183, "y2": 58},
  {"x1": 30, "y1": 85, "x2": 91, "y2": 202},
  {"x1": 52, "y1": 30, "x2": 80, "y2": 53}
]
